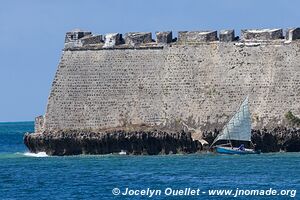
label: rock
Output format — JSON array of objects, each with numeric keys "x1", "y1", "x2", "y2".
[
  {"x1": 24, "y1": 127, "x2": 300, "y2": 155},
  {"x1": 24, "y1": 130, "x2": 202, "y2": 156},
  {"x1": 202, "y1": 127, "x2": 300, "y2": 153}
]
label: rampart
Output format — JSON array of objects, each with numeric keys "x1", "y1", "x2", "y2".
[
  {"x1": 24, "y1": 28, "x2": 300, "y2": 155},
  {"x1": 40, "y1": 28, "x2": 300, "y2": 133}
]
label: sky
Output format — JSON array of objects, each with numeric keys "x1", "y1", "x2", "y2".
[{"x1": 0, "y1": 0, "x2": 300, "y2": 122}]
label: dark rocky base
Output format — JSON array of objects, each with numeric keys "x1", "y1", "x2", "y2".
[
  {"x1": 203, "y1": 127, "x2": 300, "y2": 153},
  {"x1": 24, "y1": 127, "x2": 300, "y2": 156},
  {"x1": 24, "y1": 130, "x2": 202, "y2": 156},
  {"x1": 252, "y1": 127, "x2": 300, "y2": 152}
]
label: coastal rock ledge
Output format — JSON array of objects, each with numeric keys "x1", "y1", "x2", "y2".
[
  {"x1": 24, "y1": 127, "x2": 300, "y2": 156},
  {"x1": 203, "y1": 127, "x2": 300, "y2": 153},
  {"x1": 24, "y1": 130, "x2": 202, "y2": 156}
]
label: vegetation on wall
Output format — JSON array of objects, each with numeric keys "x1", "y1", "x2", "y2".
[{"x1": 285, "y1": 111, "x2": 300, "y2": 126}]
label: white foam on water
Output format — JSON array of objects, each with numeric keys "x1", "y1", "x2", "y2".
[
  {"x1": 23, "y1": 152, "x2": 49, "y2": 157},
  {"x1": 118, "y1": 150, "x2": 127, "y2": 155}
]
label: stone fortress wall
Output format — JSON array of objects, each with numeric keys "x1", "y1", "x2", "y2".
[{"x1": 36, "y1": 28, "x2": 300, "y2": 134}]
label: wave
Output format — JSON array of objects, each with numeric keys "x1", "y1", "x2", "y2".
[{"x1": 23, "y1": 152, "x2": 49, "y2": 157}]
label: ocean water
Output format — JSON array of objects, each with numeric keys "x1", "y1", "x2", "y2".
[{"x1": 0, "y1": 122, "x2": 299, "y2": 200}]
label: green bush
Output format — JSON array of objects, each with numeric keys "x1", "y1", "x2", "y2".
[{"x1": 285, "y1": 111, "x2": 300, "y2": 126}]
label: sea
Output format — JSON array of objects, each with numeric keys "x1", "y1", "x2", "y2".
[{"x1": 0, "y1": 121, "x2": 299, "y2": 200}]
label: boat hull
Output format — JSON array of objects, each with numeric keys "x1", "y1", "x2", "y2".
[{"x1": 216, "y1": 146, "x2": 260, "y2": 155}]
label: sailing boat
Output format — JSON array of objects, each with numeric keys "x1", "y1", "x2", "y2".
[{"x1": 210, "y1": 96, "x2": 261, "y2": 155}]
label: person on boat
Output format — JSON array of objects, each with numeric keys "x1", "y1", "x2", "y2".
[{"x1": 238, "y1": 144, "x2": 245, "y2": 151}]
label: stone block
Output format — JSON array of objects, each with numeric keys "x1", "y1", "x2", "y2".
[
  {"x1": 156, "y1": 31, "x2": 172, "y2": 44},
  {"x1": 124, "y1": 32, "x2": 152, "y2": 46},
  {"x1": 81, "y1": 35, "x2": 103, "y2": 46},
  {"x1": 103, "y1": 33, "x2": 122, "y2": 48},
  {"x1": 178, "y1": 31, "x2": 218, "y2": 43},
  {"x1": 219, "y1": 30, "x2": 235, "y2": 42},
  {"x1": 241, "y1": 29, "x2": 283, "y2": 41},
  {"x1": 35, "y1": 115, "x2": 44, "y2": 133},
  {"x1": 285, "y1": 28, "x2": 300, "y2": 41},
  {"x1": 65, "y1": 29, "x2": 92, "y2": 43},
  {"x1": 65, "y1": 40, "x2": 85, "y2": 48}
]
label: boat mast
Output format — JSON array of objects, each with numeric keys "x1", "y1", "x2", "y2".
[{"x1": 225, "y1": 124, "x2": 233, "y2": 147}]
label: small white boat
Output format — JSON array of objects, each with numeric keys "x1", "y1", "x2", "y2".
[{"x1": 210, "y1": 96, "x2": 260, "y2": 155}]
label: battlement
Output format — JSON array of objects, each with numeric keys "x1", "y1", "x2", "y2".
[
  {"x1": 64, "y1": 27, "x2": 300, "y2": 50},
  {"x1": 241, "y1": 29, "x2": 283, "y2": 41},
  {"x1": 177, "y1": 31, "x2": 218, "y2": 43},
  {"x1": 124, "y1": 32, "x2": 153, "y2": 47},
  {"x1": 27, "y1": 24, "x2": 300, "y2": 155},
  {"x1": 39, "y1": 25, "x2": 300, "y2": 137}
]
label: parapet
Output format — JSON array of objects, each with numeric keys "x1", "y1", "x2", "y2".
[
  {"x1": 241, "y1": 29, "x2": 283, "y2": 41},
  {"x1": 178, "y1": 31, "x2": 218, "y2": 43},
  {"x1": 81, "y1": 35, "x2": 103, "y2": 46},
  {"x1": 63, "y1": 27, "x2": 300, "y2": 50},
  {"x1": 65, "y1": 29, "x2": 92, "y2": 43},
  {"x1": 103, "y1": 33, "x2": 123, "y2": 48},
  {"x1": 285, "y1": 28, "x2": 300, "y2": 41},
  {"x1": 65, "y1": 29, "x2": 102, "y2": 48},
  {"x1": 219, "y1": 30, "x2": 235, "y2": 42},
  {"x1": 156, "y1": 31, "x2": 172, "y2": 44},
  {"x1": 124, "y1": 32, "x2": 152, "y2": 47}
]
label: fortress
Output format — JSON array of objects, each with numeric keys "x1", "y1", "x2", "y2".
[{"x1": 25, "y1": 28, "x2": 300, "y2": 155}]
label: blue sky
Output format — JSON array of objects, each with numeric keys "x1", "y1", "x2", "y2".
[{"x1": 0, "y1": 0, "x2": 300, "y2": 122}]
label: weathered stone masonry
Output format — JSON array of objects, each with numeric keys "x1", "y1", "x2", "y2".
[
  {"x1": 44, "y1": 28, "x2": 300, "y2": 133},
  {"x1": 24, "y1": 28, "x2": 300, "y2": 155}
]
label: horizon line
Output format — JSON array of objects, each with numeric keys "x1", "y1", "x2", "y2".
[{"x1": 0, "y1": 121, "x2": 34, "y2": 124}]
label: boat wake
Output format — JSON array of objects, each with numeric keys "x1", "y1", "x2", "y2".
[{"x1": 23, "y1": 152, "x2": 48, "y2": 157}]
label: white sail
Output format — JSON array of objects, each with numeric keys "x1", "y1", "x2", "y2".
[{"x1": 212, "y1": 96, "x2": 251, "y2": 146}]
